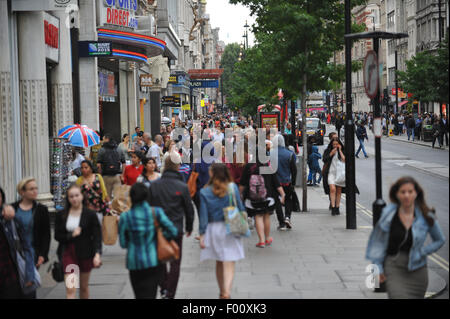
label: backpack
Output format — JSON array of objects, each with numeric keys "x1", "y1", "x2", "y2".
[
  {"x1": 102, "y1": 148, "x2": 121, "y2": 175},
  {"x1": 248, "y1": 165, "x2": 267, "y2": 202}
]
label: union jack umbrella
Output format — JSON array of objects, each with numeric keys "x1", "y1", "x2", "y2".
[{"x1": 57, "y1": 124, "x2": 100, "y2": 148}]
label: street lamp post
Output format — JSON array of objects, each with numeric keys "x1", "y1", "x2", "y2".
[
  {"x1": 344, "y1": 0, "x2": 357, "y2": 230},
  {"x1": 244, "y1": 20, "x2": 249, "y2": 49},
  {"x1": 395, "y1": 49, "x2": 399, "y2": 114}
]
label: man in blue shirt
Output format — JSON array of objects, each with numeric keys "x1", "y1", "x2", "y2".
[{"x1": 274, "y1": 135, "x2": 297, "y2": 231}]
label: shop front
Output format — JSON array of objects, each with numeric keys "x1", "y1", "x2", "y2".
[{"x1": 95, "y1": 1, "x2": 166, "y2": 141}]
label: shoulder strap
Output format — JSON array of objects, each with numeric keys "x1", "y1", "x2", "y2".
[{"x1": 150, "y1": 206, "x2": 159, "y2": 229}]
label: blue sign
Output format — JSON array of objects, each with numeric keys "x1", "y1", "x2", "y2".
[{"x1": 190, "y1": 80, "x2": 219, "y2": 88}]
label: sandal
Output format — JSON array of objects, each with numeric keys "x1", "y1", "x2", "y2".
[
  {"x1": 256, "y1": 242, "x2": 265, "y2": 248},
  {"x1": 265, "y1": 238, "x2": 273, "y2": 246}
]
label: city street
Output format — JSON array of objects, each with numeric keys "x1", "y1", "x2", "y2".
[{"x1": 33, "y1": 126, "x2": 448, "y2": 300}]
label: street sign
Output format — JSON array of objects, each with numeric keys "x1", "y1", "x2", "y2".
[
  {"x1": 363, "y1": 50, "x2": 379, "y2": 99},
  {"x1": 139, "y1": 74, "x2": 153, "y2": 87},
  {"x1": 190, "y1": 80, "x2": 219, "y2": 88}
]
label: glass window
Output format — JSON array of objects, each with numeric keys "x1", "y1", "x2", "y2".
[{"x1": 387, "y1": 11, "x2": 395, "y2": 29}]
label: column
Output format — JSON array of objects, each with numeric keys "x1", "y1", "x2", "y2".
[
  {"x1": 0, "y1": 2, "x2": 15, "y2": 202},
  {"x1": 78, "y1": 0, "x2": 99, "y2": 131},
  {"x1": 17, "y1": 11, "x2": 51, "y2": 201},
  {"x1": 127, "y1": 68, "x2": 138, "y2": 135},
  {"x1": 50, "y1": 10, "x2": 73, "y2": 134},
  {"x1": 150, "y1": 87, "x2": 161, "y2": 138}
]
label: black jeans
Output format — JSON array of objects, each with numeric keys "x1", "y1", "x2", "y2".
[
  {"x1": 275, "y1": 184, "x2": 294, "y2": 226},
  {"x1": 441, "y1": 132, "x2": 449, "y2": 146},
  {"x1": 160, "y1": 235, "x2": 183, "y2": 298},
  {"x1": 432, "y1": 135, "x2": 442, "y2": 147},
  {"x1": 129, "y1": 264, "x2": 164, "y2": 299}
]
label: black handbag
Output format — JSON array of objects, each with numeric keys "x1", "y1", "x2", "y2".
[
  {"x1": 48, "y1": 261, "x2": 64, "y2": 283},
  {"x1": 292, "y1": 191, "x2": 301, "y2": 212}
]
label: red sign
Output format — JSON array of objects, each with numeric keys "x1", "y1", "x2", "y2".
[
  {"x1": 106, "y1": 7, "x2": 131, "y2": 27},
  {"x1": 44, "y1": 20, "x2": 59, "y2": 49}
]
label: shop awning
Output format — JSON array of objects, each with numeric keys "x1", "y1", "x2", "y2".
[
  {"x1": 398, "y1": 100, "x2": 408, "y2": 107},
  {"x1": 97, "y1": 28, "x2": 166, "y2": 63}
]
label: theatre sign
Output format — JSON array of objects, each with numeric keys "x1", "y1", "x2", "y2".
[{"x1": 98, "y1": 0, "x2": 139, "y2": 30}]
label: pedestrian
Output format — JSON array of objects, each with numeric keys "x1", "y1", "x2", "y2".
[
  {"x1": 89, "y1": 131, "x2": 104, "y2": 168},
  {"x1": 12, "y1": 177, "x2": 51, "y2": 298},
  {"x1": 122, "y1": 151, "x2": 144, "y2": 186},
  {"x1": 119, "y1": 183, "x2": 178, "y2": 299},
  {"x1": 1, "y1": 186, "x2": 35, "y2": 299},
  {"x1": 147, "y1": 152, "x2": 195, "y2": 299},
  {"x1": 69, "y1": 148, "x2": 85, "y2": 177},
  {"x1": 415, "y1": 115, "x2": 422, "y2": 141},
  {"x1": 431, "y1": 119, "x2": 442, "y2": 148},
  {"x1": 160, "y1": 140, "x2": 177, "y2": 174},
  {"x1": 55, "y1": 184, "x2": 102, "y2": 299},
  {"x1": 439, "y1": 115, "x2": 449, "y2": 147},
  {"x1": 148, "y1": 135, "x2": 164, "y2": 170},
  {"x1": 240, "y1": 152, "x2": 286, "y2": 246},
  {"x1": 131, "y1": 127, "x2": 141, "y2": 143},
  {"x1": 397, "y1": 113, "x2": 404, "y2": 135},
  {"x1": 406, "y1": 115, "x2": 416, "y2": 141},
  {"x1": 198, "y1": 163, "x2": 246, "y2": 299},
  {"x1": 76, "y1": 160, "x2": 110, "y2": 225},
  {"x1": 335, "y1": 114, "x2": 343, "y2": 140},
  {"x1": 366, "y1": 177, "x2": 445, "y2": 299},
  {"x1": 137, "y1": 157, "x2": 161, "y2": 188},
  {"x1": 96, "y1": 134, "x2": 126, "y2": 199},
  {"x1": 322, "y1": 139, "x2": 346, "y2": 216},
  {"x1": 141, "y1": 133, "x2": 153, "y2": 156},
  {"x1": 306, "y1": 138, "x2": 314, "y2": 186},
  {"x1": 309, "y1": 145, "x2": 322, "y2": 186},
  {"x1": 355, "y1": 121, "x2": 369, "y2": 158},
  {"x1": 274, "y1": 134, "x2": 297, "y2": 230},
  {"x1": 132, "y1": 132, "x2": 145, "y2": 152},
  {"x1": 118, "y1": 133, "x2": 132, "y2": 162}
]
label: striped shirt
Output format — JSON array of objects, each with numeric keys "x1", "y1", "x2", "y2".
[{"x1": 119, "y1": 201, "x2": 178, "y2": 270}]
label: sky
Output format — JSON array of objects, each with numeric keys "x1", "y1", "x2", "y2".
[{"x1": 206, "y1": 0, "x2": 256, "y2": 46}]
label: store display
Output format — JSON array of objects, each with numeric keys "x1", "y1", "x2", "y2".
[{"x1": 50, "y1": 138, "x2": 72, "y2": 211}]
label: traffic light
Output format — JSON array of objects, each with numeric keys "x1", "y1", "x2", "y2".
[{"x1": 383, "y1": 88, "x2": 389, "y2": 106}]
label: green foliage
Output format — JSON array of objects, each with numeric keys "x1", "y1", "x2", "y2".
[
  {"x1": 226, "y1": 0, "x2": 367, "y2": 115},
  {"x1": 397, "y1": 35, "x2": 449, "y2": 104}
]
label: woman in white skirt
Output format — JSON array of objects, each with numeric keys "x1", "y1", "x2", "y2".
[{"x1": 198, "y1": 163, "x2": 246, "y2": 299}]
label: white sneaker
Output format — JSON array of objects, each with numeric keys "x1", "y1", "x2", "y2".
[{"x1": 285, "y1": 218, "x2": 292, "y2": 230}]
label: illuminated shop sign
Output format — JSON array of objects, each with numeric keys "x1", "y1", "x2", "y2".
[{"x1": 101, "y1": 0, "x2": 138, "y2": 29}]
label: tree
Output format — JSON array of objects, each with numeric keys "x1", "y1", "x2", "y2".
[
  {"x1": 220, "y1": 43, "x2": 242, "y2": 98},
  {"x1": 229, "y1": 0, "x2": 366, "y2": 109}
]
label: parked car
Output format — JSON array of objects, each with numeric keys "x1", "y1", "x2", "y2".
[{"x1": 297, "y1": 117, "x2": 326, "y2": 145}]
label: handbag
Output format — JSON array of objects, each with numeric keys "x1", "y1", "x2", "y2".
[
  {"x1": 187, "y1": 164, "x2": 198, "y2": 198},
  {"x1": 223, "y1": 184, "x2": 251, "y2": 238},
  {"x1": 151, "y1": 207, "x2": 180, "y2": 263},
  {"x1": 48, "y1": 261, "x2": 64, "y2": 283},
  {"x1": 335, "y1": 158, "x2": 346, "y2": 185},
  {"x1": 292, "y1": 191, "x2": 301, "y2": 212},
  {"x1": 102, "y1": 212, "x2": 119, "y2": 245}
]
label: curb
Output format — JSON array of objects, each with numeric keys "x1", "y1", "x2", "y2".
[
  {"x1": 383, "y1": 136, "x2": 449, "y2": 151},
  {"x1": 403, "y1": 164, "x2": 449, "y2": 180}
]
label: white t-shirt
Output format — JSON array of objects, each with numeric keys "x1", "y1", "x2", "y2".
[
  {"x1": 148, "y1": 143, "x2": 162, "y2": 168},
  {"x1": 213, "y1": 131, "x2": 224, "y2": 142},
  {"x1": 66, "y1": 214, "x2": 81, "y2": 232}
]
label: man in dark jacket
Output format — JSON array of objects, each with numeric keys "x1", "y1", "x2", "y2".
[
  {"x1": 147, "y1": 152, "x2": 194, "y2": 299},
  {"x1": 406, "y1": 115, "x2": 416, "y2": 141},
  {"x1": 439, "y1": 116, "x2": 449, "y2": 146},
  {"x1": 355, "y1": 122, "x2": 369, "y2": 158},
  {"x1": 97, "y1": 134, "x2": 125, "y2": 198}
]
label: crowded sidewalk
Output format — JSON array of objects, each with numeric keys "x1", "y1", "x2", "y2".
[{"x1": 36, "y1": 186, "x2": 446, "y2": 299}]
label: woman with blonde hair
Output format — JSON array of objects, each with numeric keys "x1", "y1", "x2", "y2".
[
  {"x1": 198, "y1": 163, "x2": 246, "y2": 299},
  {"x1": 12, "y1": 177, "x2": 51, "y2": 298}
]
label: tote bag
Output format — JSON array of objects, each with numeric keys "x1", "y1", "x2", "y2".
[
  {"x1": 102, "y1": 212, "x2": 119, "y2": 245},
  {"x1": 151, "y1": 207, "x2": 180, "y2": 263},
  {"x1": 223, "y1": 184, "x2": 251, "y2": 238},
  {"x1": 335, "y1": 159, "x2": 346, "y2": 186}
]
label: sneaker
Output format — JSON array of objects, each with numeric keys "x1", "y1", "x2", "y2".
[
  {"x1": 285, "y1": 218, "x2": 292, "y2": 230},
  {"x1": 256, "y1": 242, "x2": 265, "y2": 248},
  {"x1": 265, "y1": 238, "x2": 273, "y2": 246},
  {"x1": 277, "y1": 225, "x2": 287, "y2": 231},
  {"x1": 364, "y1": 155, "x2": 369, "y2": 158},
  {"x1": 355, "y1": 154, "x2": 359, "y2": 158}
]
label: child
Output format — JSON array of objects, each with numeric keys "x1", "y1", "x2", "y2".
[{"x1": 309, "y1": 145, "x2": 322, "y2": 186}]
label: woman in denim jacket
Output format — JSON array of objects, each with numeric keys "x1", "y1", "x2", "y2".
[{"x1": 366, "y1": 177, "x2": 445, "y2": 299}]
